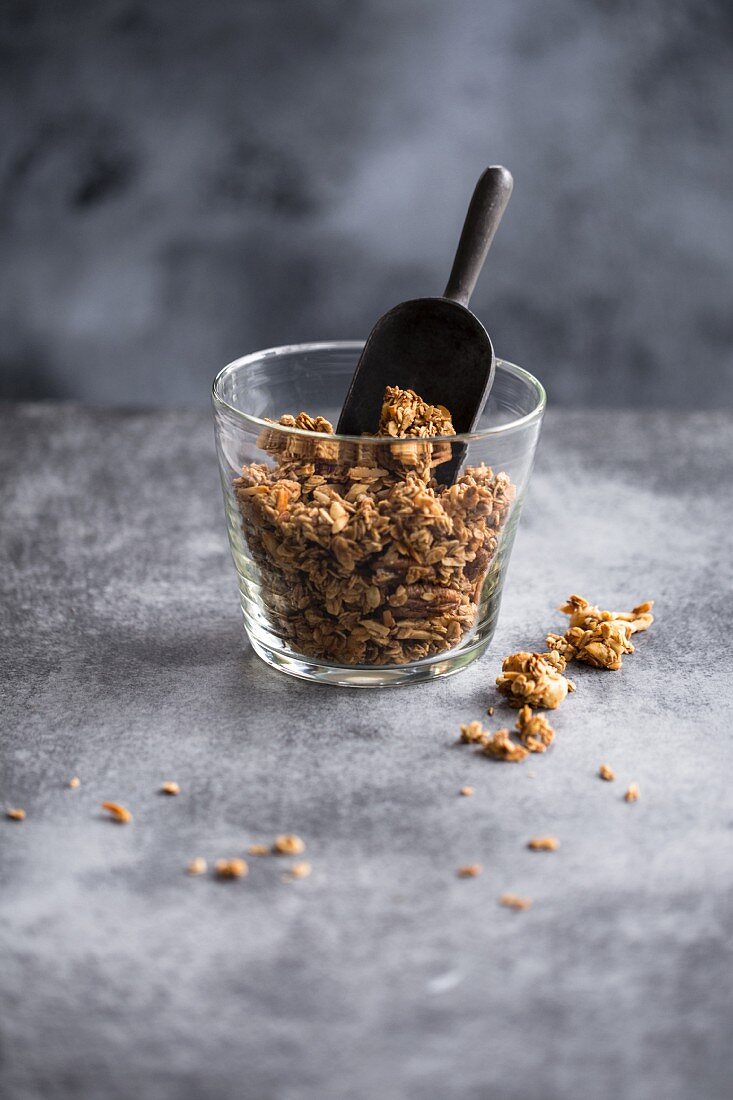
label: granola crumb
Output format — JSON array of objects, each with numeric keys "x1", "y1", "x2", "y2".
[
  {"x1": 5, "y1": 807, "x2": 26, "y2": 821},
  {"x1": 459, "y1": 720, "x2": 489, "y2": 746},
  {"x1": 101, "y1": 801, "x2": 132, "y2": 824},
  {"x1": 599, "y1": 763, "x2": 615, "y2": 782},
  {"x1": 68, "y1": 777, "x2": 80, "y2": 789},
  {"x1": 273, "y1": 834, "x2": 306, "y2": 856},
  {"x1": 247, "y1": 844, "x2": 270, "y2": 857},
  {"x1": 187, "y1": 857, "x2": 207, "y2": 876},
  {"x1": 285, "y1": 861, "x2": 312, "y2": 880},
  {"x1": 515, "y1": 705, "x2": 555, "y2": 753},
  {"x1": 486, "y1": 706, "x2": 494, "y2": 717},
  {"x1": 527, "y1": 836, "x2": 560, "y2": 851},
  {"x1": 500, "y1": 893, "x2": 532, "y2": 910},
  {"x1": 215, "y1": 858, "x2": 248, "y2": 879},
  {"x1": 160, "y1": 781, "x2": 180, "y2": 796},
  {"x1": 624, "y1": 782, "x2": 640, "y2": 803},
  {"x1": 457, "y1": 864, "x2": 482, "y2": 878},
  {"x1": 482, "y1": 728, "x2": 529, "y2": 763},
  {"x1": 496, "y1": 651, "x2": 573, "y2": 710},
  {"x1": 459, "y1": 786, "x2": 474, "y2": 797}
]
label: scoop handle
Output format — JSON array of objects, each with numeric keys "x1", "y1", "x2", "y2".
[{"x1": 443, "y1": 165, "x2": 514, "y2": 308}]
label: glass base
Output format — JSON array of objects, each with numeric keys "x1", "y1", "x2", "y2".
[{"x1": 247, "y1": 631, "x2": 493, "y2": 688}]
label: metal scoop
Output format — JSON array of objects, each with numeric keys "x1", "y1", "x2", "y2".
[{"x1": 337, "y1": 165, "x2": 514, "y2": 475}]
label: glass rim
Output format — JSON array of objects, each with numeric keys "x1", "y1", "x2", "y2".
[{"x1": 212, "y1": 340, "x2": 546, "y2": 443}]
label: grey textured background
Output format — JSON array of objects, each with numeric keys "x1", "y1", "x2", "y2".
[
  {"x1": 1, "y1": 404, "x2": 732, "y2": 1100},
  {"x1": 1, "y1": 0, "x2": 732, "y2": 407}
]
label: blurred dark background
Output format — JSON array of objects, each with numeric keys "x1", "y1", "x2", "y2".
[{"x1": 1, "y1": 0, "x2": 731, "y2": 408}]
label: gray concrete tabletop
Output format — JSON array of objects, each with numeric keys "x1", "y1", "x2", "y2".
[{"x1": 1, "y1": 403, "x2": 732, "y2": 1100}]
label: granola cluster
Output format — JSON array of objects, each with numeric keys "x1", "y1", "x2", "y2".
[
  {"x1": 495, "y1": 650, "x2": 575, "y2": 709},
  {"x1": 233, "y1": 387, "x2": 515, "y2": 665},
  {"x1": 546, "y1": 595, "x2": 654, "y2": 671}
]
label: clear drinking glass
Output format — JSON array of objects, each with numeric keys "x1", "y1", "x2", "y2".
[{"x1": 213, "y1": 342, "x2": 545, "y2": 687}]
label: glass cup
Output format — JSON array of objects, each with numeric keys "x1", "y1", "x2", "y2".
[{"x1": 213, "y1": 342, "x2": 545, "y2": 687}]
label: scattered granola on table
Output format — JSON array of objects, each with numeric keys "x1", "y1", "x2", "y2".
[
  {"x1": 496, "y1": 650, "x2": 575, "y2": 709},
  {"x1": 459, "y1": 786, "x2": 474, "y2": 797},
  {"x1": 68, "y1": 777, "x2": 80, "y2": 789},
  {"x1": 233, "y1": 385, "x2": 515, "y2": 665},
  {"x1": 5, "y1": 807, "x2": 25, "y2": 821},
  {"x1": 247, "y1": 844, "x2": 270, "y2": 857},
  {"x1": 546, "y1": 595, "x2": 654, "y2": 671},
  {"x1": 285, "y1": 861, "x2": 312, "y2": 880},
  {"x1": 459, "y1": 720, "x2": 490, "y2": 746},
  {"x1": 599, "y1": 763, "x2": 616, "y2": 782},
  {"x1": 215, "y1": 858, "x2": 248, "y2": 879},
  {"x1": 160, "y1": 781, "x2": 180, "y2": 796},
  {"x1": 624, "y1": 782, "x2": 640, "y2": 803},
  {"x1": 273, "y1": 834, "x2": 306, "y2": 856},
  {"x1": 457, "y1": 864, "x2": 482, "y2": 878},
  {"x1": 527, "y1": 836, "x2": 560, "y2": 851},
  {"x1": 500, "y1": 893, "x2": 532, "y2": 910},
  {"x1": 187, "y1": 857, "x2": 207, "y2": 876},
  {"x1": 481, "y1": 728, "x2": 529, "y2": 763},
  {"x1": 101, "y1": 801, "x2": 132, "y2": 824},
  {"x1": 515, "y1": 705, "x2": 555, "y2": 752}
]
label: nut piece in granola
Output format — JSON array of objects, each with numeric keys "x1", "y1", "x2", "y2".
[
  {"x1": 160, "y1": 781, "x2": 180, "y2": 796},
  {"x1": 499, "y1": 893, "x2": 532, "y2": 910},
  {"x1": 457, "y1": 864, "x2": 482, "y2": 877},
  {"x1": 527, "y1": 836, "x2": 560, "y2": 851},
  {"x1": 187, "y1": 857, "x2": 207, "y2": 876},
  {"x1": 547, "y1": 595, "x2": 654, "y2": 671},
  {"x1": 624, "y1": 782, "x2": 640, "y2": 803},
  {"x1": 482, "y1": 728, "x2": 529, "y2": 763},
  {"x1": 496, "y1": 652, "x2": 574, "y2": 710},
  {"x1": 273, "y1": 834, "x2": 306, "y2": 856},
  {"x1": 215, "y1": 858, "x2": 248, "y2": 879},
  {"x1": 515, "y1": 705, "x2": 555, "y2": 752},
  {"x1": 599, "y1": 763, "x2": 616, "y2": 782},
  {"x1": 101, "y1": 801, "x2": 132, "y2": 824},
  {"x1": 5, "y1": 807, "x2": 25, "y2": 821}
]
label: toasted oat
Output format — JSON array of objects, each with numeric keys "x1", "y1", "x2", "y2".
[
  {"x1": 515, "y1": 705, "x2": 555, "y2": 752},
  {"x1": 599, "y1": 763, "x2": 615, "y2": 782},
  {"x1": 247, "y1": 844, "x2": 270, "y2": 857},
  {"x1": 482, "y1": 728, "x2": 529, "y2": 763},
  {"x1": 496, "y1": 652, "x2": 574, "y2": 710},
  {"x1": 273, "y1": 834, "x2": 306, "y2": 856},
  {"x1": 101, "y1": 801, "x2": 132, "y2": 824},
  {"x1": 187, "y1": 857, "x2": 207, "y2": 876},
  {"x1": 547, "y1": 595, "x2": 654, "y2": 670},
  {"x1": 5, "y1": 807, "x2": 25, "y2": 821},
  {"x1": 459, "y1": 720, "x2": 490, "y2": 746},
  {"x1": 527, "y1": 836, "x2": 560, "y2": 851},
  {"x1": 215, "y1": 858, "x2": 248, "y2": 879},
  {"x1": 459, "y1": 786, "x2": 474, "y2": 797},
  {"x1": 500, "y1": 893, "x2": 532, "y2": 910},
  {"x1": 285, "y1": 861, "x2": 313, "y2": 880},
  {"x1": 160, "y1": 781, "x2": 180, "y2": 796},
  {"x1": 68, "y1": 777, "x2": 80, "y2": 789},
  {"x1": 457, "y1": 864, "x2": 482, "y2": 878},
  {"x1": 624, "y1": 782, "x2": 640, "y2": 803}
]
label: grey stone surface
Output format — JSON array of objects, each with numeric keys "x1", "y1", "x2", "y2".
[
  {"x1": 1, "y1": 0, "x2": 732, "y2": 408},
  {"x1": 1, "y1": 403, "x2": 732, "y2": 1100}
]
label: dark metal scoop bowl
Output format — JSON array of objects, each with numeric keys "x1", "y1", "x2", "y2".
[{"x1": 337, "y1": 165, "x2": 514, "y2": 483}]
